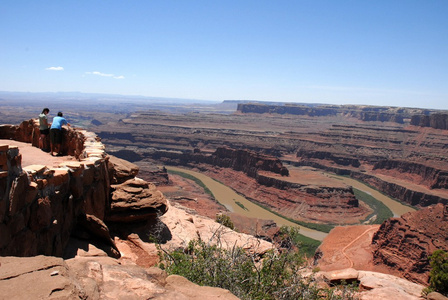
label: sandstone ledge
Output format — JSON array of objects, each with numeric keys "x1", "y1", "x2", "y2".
[{"x1": 0, "y1": 120, "x2": 167, "y2": 257}]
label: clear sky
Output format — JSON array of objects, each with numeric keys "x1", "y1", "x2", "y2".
[{"x1": 1, "y1": 1, "x2": 447, "y2": 109}]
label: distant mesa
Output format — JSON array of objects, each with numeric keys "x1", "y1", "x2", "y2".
[
  {"x1": 91, "y1": 119, "x2": 103, "y2": 126},
  {"x1": 236, "y1": 102, "x2": 448, "y2": 128}
]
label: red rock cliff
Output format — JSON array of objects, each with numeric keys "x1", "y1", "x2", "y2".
[
  {"x1": 372, "y1": 203, "x2": 448, "y2": 285},
  {"x1": 0, "y1": 120, "x2": 167, "y2": 257}
]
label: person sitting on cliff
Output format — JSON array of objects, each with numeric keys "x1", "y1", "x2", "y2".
[
  {"x1": 50, "y1": 111, "x2": 70, "y2": 156},
  {"x1": 38, "y1": 108, "x2": 50, "y2": 152}
]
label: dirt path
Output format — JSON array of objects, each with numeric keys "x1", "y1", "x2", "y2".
[{"x1": 341, "y1": 226, "x2": 379, "y2": 268}]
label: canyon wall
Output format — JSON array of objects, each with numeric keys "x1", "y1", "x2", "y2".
[
  {"x1": 0, "y1": 120, "x2": 167, "y2": 257},
  {"x1": 410, "y1": 113, "x2": 448, "y2": 130},
  {"x1": 154, "y1": 146, "x2": 289, "y2": 177},
  {"x1": 293, "y1": 158, "x2": 448, "y2": 207},
  {"x1": 372, "y1": 203, "x2": 448, "y2": 285},
  {"x1": 373, "y1": 159, "x2": 448, "y2": 189},
  {"x1": 151, "y1": 147, "x2": 368, "y2": 225},
  {"x1": 236, "y1": 103, "x2": 441, "y2": 124},
  {"x1": 94, "y1": 107, "x2": 448, "y2": 209}
]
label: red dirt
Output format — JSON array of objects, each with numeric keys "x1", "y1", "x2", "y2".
[{"x1": 316, "y1": 225, "x2": 399, "y2": 276}]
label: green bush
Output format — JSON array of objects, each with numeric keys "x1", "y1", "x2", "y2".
[
  {"x1": 158, "y1": 230, "x2": 357, "y2": 299},
  {"x1": 428, "y1": 250, "x2": 448, "y2": 296},
  {"x1": 278, "y1": 226, "x2": 321, "y2": 258},
  {"x1": 215, "y1": 214, "x2": 235, "y2": 230}
]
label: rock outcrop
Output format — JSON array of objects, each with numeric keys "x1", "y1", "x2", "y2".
[
  {"x1": 319, "y1": 269, "x2": 426, "y2": 300},
  {"x1": 0, "y1": 255, "x2": 239, "y2": 300},
  {"x1": 108, "y1": 178, "x2": 168, "y2": 223},
  {"x1": 411, "y1": 113, "x2": 448, "y2": 130},
  {"x1": 0, "y1": 120, "x2": 167, "y2": 257},
  {"x1": 372, "y1": 203, "x2": 448, "y2": 285}
]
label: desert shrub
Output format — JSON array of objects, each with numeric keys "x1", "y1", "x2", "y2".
[
  {"x1": 278, "y1": 226, "x2": 321, "y2": 258},
  {"x1": 215, "y1": 214, "x2": 235, "y2": 230},
  {"x1": 158, "y1": 230, "x2": 357, "y2": 299},
  {"x1": 428, "y1": 250, "x2": 448, "y2": 296}
]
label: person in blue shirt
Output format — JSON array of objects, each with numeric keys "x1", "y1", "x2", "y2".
[{"x1": 50, "y1": 111, "x2": 70, "y2": 156}]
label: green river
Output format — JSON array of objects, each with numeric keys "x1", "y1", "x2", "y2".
[{"x1": 166, "y1": 166, "x2": 415, "y2": 241}]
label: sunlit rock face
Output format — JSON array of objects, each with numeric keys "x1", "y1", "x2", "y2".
[
  {"x1": 372, "y1": 203, "x2": 448, "y2": 285},
  {"x1": 0, "y1": 120, "x2": 168, "y2": 257}
]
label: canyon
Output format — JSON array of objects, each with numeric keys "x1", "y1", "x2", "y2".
[
  {"x1": 92, "y1": 103, "x2": 448, "y2": 224},
  {"x1": 1, "y1": 96, "x2": 448, "y2": 298}
]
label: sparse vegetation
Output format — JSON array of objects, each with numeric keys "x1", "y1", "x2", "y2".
[
  {"x1": 425, "y1": 250, "x2": 448, "y2": 296},
  {"x1": 158, "y1": 227, "x2": 357, "y2": 300},
  {"x1": 235, "y1": 200, "x2": 248, "y2": 210},
  {"x1": 278, "y1": 226, "x2": 321, "y2": 258},
  {"x1": 216, "y1": 214, "x2": 235, "y2": 230}
]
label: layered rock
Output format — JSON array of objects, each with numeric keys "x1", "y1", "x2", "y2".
[
  {"x1": 155, "y1": 146, "x2": 289, "y2": 177},
  {"x1": 373, "y1": 160, "x2": 448, "y2": 189},
  {"x1": 236, "y1": 103, "x2": 439, "y2": 124},
  {"x1": 153, "y1": 148, "x2": 368, "y2": 225},
  {"x1": 0, "y1": 120, "x2": 168, "y2": 257},
  {"x1": 108, "y1": 178, "x2": 168, "y2": 222},
  {"x1": 201, "y1": 167, "x2": 367, "y2": 224},
  {"x1": 351, "y1": 171, "x2": 448, "y2": 207},
  {"x1": 372, "y1": 203, "x2": 448, "y2": 285},
  {"x1": 411, "y1": 113, "x2": 448, "y2": 130},
  {"x1": 96, "y1": 107, "x2": 448, "y2": 210}
]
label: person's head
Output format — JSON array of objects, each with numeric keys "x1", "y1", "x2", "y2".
[
  {"x1": 57, "y1": 112, "x2": 63, "y2": 117},
  {"x1": 42, "y1": 108, "x2": 50, "y2": 114}
]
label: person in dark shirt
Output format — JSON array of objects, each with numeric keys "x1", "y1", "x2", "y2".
[{"x1": 50, "y1": 111, "x2": 70, "y2": 156}]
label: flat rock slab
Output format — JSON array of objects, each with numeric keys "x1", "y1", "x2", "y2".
[
  {"x1": 0, "y1": 256, "x2": 83, "y2": 299},
  {"x1": 0, "y1": 139, "x2": 74, "y2": 168}
]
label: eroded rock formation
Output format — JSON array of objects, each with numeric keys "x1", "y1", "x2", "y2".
[
  {"x1": 0, "y1": 120, "x2": 167, "y2": 257},
  {"x1": 411, "y1": 113, "x2": 448, "y2": 130},
  {"x1": 108, "y1": 178, "x2": 168, "y2": 222},
  {"x1": 236, "y1": 102, "x2": 440, "y2": 124},
  {"x1": 94, "y1": 105, "x2": 448, "y2": 210},
  {"x1": 372, "y1": 203, "x2": 448, "y2": 285},
  {"x1": 152, "y1": 147, "x2": 368, "y2": 225}
]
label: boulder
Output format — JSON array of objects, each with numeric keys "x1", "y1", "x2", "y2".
[
  {"x1": 74, "y1": 214, "x2": 120, "y2": 258},
  {"x1": 108, "y1": 155, "x2": 139, "y2": 184},
  {"x1": 322, "y1": 268, "x2": 359, "y2": 284},
  {"x1": 0, "y1": 256, "x2": 85, "y2": 299},
  {"x1": 357, "y1": 271, "x2": 425, "y2": 300},
  {"x1": 107, "y1": 178, "x2": 168, "y2": 222}
]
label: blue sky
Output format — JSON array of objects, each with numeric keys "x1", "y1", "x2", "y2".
[{"x1": 1, "y1": 1, "x2": 447, "y2": 109}]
